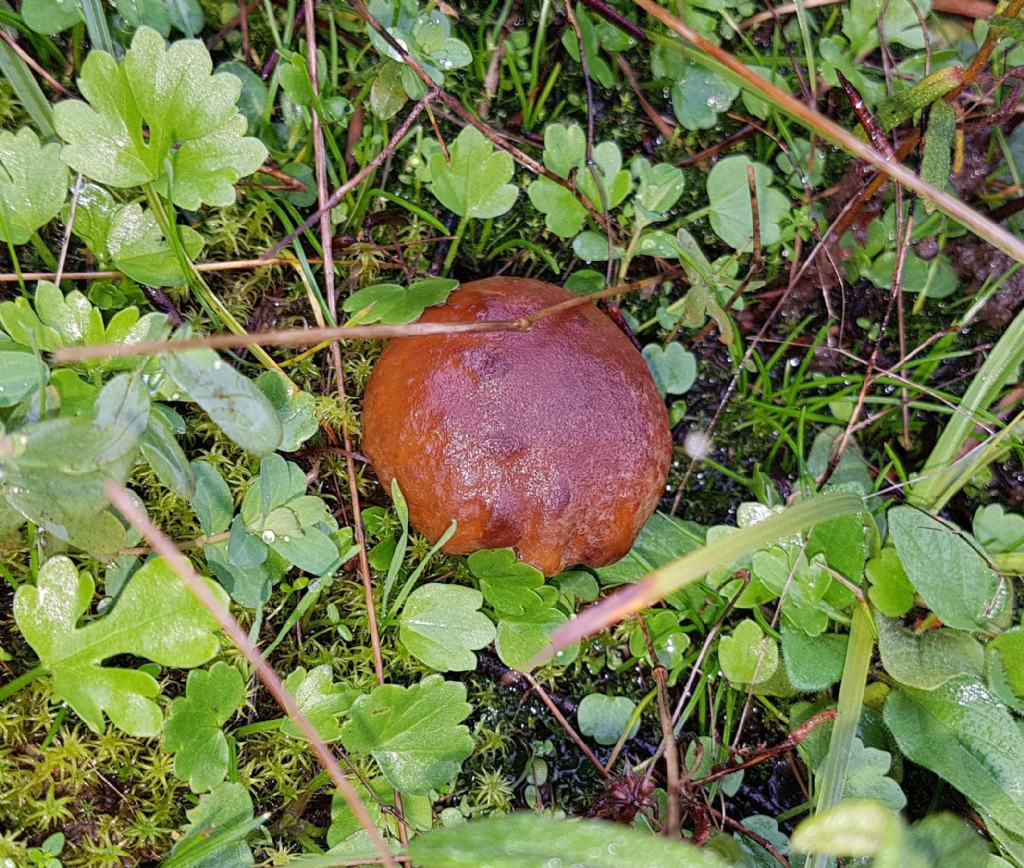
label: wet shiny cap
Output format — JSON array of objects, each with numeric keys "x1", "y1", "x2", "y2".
[{"x1": 361, "y1": 277, "x2": 673, "y2": 576}]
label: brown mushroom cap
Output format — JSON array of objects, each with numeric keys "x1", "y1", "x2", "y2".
[{"x1": 361, "y1": 277, "x2": 673, "y2": 576}]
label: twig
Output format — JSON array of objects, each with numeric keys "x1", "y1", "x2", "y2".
[
  {"x1": 0, "y1": 30, "x2": 73, "y2": 96},
  {"x1": 104, "y1": 482, "x2": 396, "y2": 868},
  {"x1": 522, "y1": 671, "x2": 611, "y2": 781},
  {"x1": 741, "y1": 0, "x2": 995, "y2": 29},
  {"x1": 54, "y1": 174, "x2": 84, "y2": 286},
  {"x1": 262, "y1": 94, "x2": 436, "y2": 259}
]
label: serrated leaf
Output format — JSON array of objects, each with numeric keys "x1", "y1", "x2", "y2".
[
  {"x1": 0, "y1": 128, "x2": 68, "y2": 245},
  {"x1": 407, "y1": 812, "x2": 729, "y2": 867},
  {"x1": 163, "y1": 348, "x2": 282, "y2": 456},
  {"x1": 399, "y1": 584, "x2": 495, "y2": 672},
  {"x1": 427, "y1": 126, "x2": 518, "y2": 219},
  {"x1": 642, "y1": 342, "x2": 696, "y2": 397},
  {"x1": 884, "y1": 678, "x2": 1024, "y2": 831},
  {"x1": 53, "y1": 26, "x2": 267, "y2": 209},
  {"x1": 888, "y1": 506, "x2": 1009, "y2": 631},
  {"x1": 719, "y1": 619, "x2": 779, "y2": 685},
  {"x1": 14, "y1": 556, "x2": 226, "y2": 736},
  {"x1": 706, "y1": 155, "x2": 789, "y2": 250},
  {"x1": 165, "y1": 662, "x2": 245, "y2": 792},
  {"x1": 342, "y1": 278, "x2": 457, "y2": 325},
  {"x1": 577, "y1": 693, "x2": 639, "y2": 746},
  {"x1": 280, "y1": 665, "x2": 356, "y2": 742},
  {"x1": 340, "y1": 675, "x2": 473, "y2": 794}
]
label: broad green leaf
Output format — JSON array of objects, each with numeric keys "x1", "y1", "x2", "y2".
[
  {"x1": 428, "y1": 126, "x2": 518, "y2": 219},
  {"x1": 577, "y1": 693, "x2": 639, "y2": 746},
  {"x1": 254, "y1": 372, "x2": 318, "y2": 452},
  {"x1": 280, "y1": 665, "x2": 356, "y2": 742},
  {"x1": 216, "y1": 62, "x2": 267, "y2": 132},
  {"x1": 467, "y1": 548, "x2": 546, "y2": 616},
  {"x1": 781, "y1": 626, "x2": 848, "y2": 692},
  {"x1": 342, "y1": 279, "x2": 457, "y2": 325},
  {"x1": 528, "y1": 177, "x2": 589, "y2": 237},
  {"x1": 117, "y1": 0, "x2": 171, "y2": 36},
  {"x1": 642, "y1": 342, "x2": 696, "y2": 397},
  {"x1": 866, "y1": 547, "x2": 915, "y2": 616},
  {"x1": 141, "y1": 407, "x2": 195, "y2": 498},
  {"x1": 204, "y1": 539, "x2": 281, "y2": 609},
  {"x1": 884, "y1": 678, "x2": 1024, "y2": 830},
  {"x1": 990, "y1": 628, "x2": 1024, "y2": 698},
  {"x1": 974, "y1": 504, "x2": 1024, "y2": 553},
  {"x1": 596, "y1": 511, "x2": 705, "y2": 586},
  {"x1": 0, "y1": 348, "x2": 49, "y2": 408},
  {"x1": 541, "y1": 122, "x2": 585, "y2": 178},
  {"x1": 632, "y1": 158, "x2": 685, "y2": 220},
  {"x1": 888, "y1": 506, "x2": 1009, "y2": 631},
  {"x1": 719, "y1": 619, "x2": 779, "y2": 685},
  {"x1": 0, "y1": 128, "x2": 68, "y2": 244},
  {"x1": 495, "y1": 604, "x2": 567, "y2": 671},
  {"x1": 399, "y1": 584, "x2": 495, "y2": 672},
  {"x1": 835, "y1": 737, "x2": 907, "y2": 810},
  {"x1": 53, "y1": 26, "x2": 267, "y2": 209},
  {"x1": 167, "y1": 781, "x2": 256, "y2": 868},
  {"x1": 407, "y1": 812, "x2": 729, "y2": 867},
  {"x1": 706, "y1": 155, "x2": 789, "y2": 250},
  {"x1": 191, "y1": 460, "x2": 234, "y2": 536},
  {"x1": 163, "y1": 348, "x2": 282, "y2": 455},
  {"x1": 670, "y1": 62, "x2": 739, "y2": 131},
  {"x1": 791, "y1": 800, "x2": 902, "y2": 861},
  {"x1": 877, "y1": 616, "x2": 984, "y2": 689},
  {"x1": 165, "y1": 662, "x2": 245, "y2": 792},
  {"x1": 14, "y1": 556, "x2": 226, "y2": 736},
  {"x1": 23, "y1": 0, "x2": 84, "y2": 33},
  {"x1": 165, "y1": 0, "x2": 204, "y2": 36},
  {"x1": 369, "y1": 60, "x2": 407, "y2": 120},
  {"x1": 340, "y1": 675, "x2": 473, "y2": 794}
]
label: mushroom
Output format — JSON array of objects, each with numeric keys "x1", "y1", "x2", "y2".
[{"x1": 361, "y1": 277, "x2": 673, "y2": 576}]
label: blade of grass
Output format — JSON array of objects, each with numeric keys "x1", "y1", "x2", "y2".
[
  {"x1": 79, "y1": 0, "x2": 114, "y2": 55},
  {"x1": 534, "y1": 492, "x2": 865, "y2": 666}
]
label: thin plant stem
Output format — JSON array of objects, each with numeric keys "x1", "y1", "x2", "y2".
[
  {"x1": 104, "y1": 482, "x2": 397, "y2": 868},
  {"x1": 0, "y1": 664, "x2": 47, "y2": 702}
]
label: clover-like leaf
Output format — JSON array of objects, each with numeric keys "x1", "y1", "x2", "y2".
[
  {"x1": 467, "y1": 548, "x2": 546, "y2": 616},
  {"x1": 165, "y1": 662, "x2": 246, "y2": 792},
  {"x1": 342, "y1": 278, "x2": 457, "y2": 325},
  {"x1": 14, "y1": 556, "x2": 227, "y2": 736},
  {"x1": 632, "y1": 158, "x2": 685, "y2": 221},
  {"x1": 340, "y1": 675, "x2": 473, "y2": 794},
  {"x1": 670, "y1": 63, "x2": 740, "y2": 131},
  {"x1": 75, "y1": 185, "x2": 204, "y2": 286},
  {"x1": 642, "y1": 342, "x2": 696, "y2": 397},
  {"x1": 399, "y1": 584, "x2": 495, "y2": 672},
  {"x1": 53, "y1": 26, "x2": 267, "y2": 209},
  {"x1": 254, "y1": 371, "x2": 318, "y2": 452},
  {"x1": 577, "y1": 693, "x2": 639, "y2": 746},
  {"x1": 706, "y1": 156, "x2": 789, "y2": 250},
  {"x1": 719, "y1": 619, "x2": 779, "y2": 685},
  {"x1": 427, "y1": 126, "x2": 518, "y2": 219},
  {"x1": 0, "y1": 128, "x2": 68, "y2": 244},
  {"x1": 831, "y1": 737, "x2": 907, "y2": 811},
  {"x1": 280, "y1": 665, "x2": 356, "y2": 742}
]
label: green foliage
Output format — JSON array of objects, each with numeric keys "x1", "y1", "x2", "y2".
[
  {"x1": 165, "y1": 782, "x2": 258, "y2": 867},
  {"x1": 14, "y1": 556, "x2": 226, "y2": 736},
  {"x1": 718, "y1": 619, "x2": 779, "y2": 685},
  {"x1": 164, "y1": 662, "x2": 246, "y2": 792},
  {"x1": 342, "y1": 278, "x2": 458, "y2": 325},
  {"x1": 889, "y1": 506, "x2": 1009, "y2": 631},
  {"x1": 280, "y1": 665, "x2": 356, "y2": 742},
  {"x1": 576, "y1": 693, "x2": 639, "y2": 745},
  {"x1": 53, "y1": 27, "x2": 267, "y2": 209},
  {"x1": 428, "y1": 126, "x2": 518, "y2": 219},
  {"x1": 706, "y1": 156, "x2": 789, "y2": 250},
  {"x1": 407, "y1": 812, "x2": 730, "y2": 867},
  {"x1": 398, "y1": 583, "x2": 495, "y2": 672},
  {"x1": 341, "y1": 675, "x2": 473, "y2": 794},
  {"x1": 0, "y1": 129, "x2": 68, "y2": 245},
  {"x1": 642, "y1": 342, "x2": 697, "y2": 397}
]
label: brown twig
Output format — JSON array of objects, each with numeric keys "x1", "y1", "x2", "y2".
[
  {"x1": 104, "y1": 482, "x2": 396, "y2": 868},
  {"x1": 263, "y1": 94, "x2": 437, "y2": 259},
  {"x1": 0, "y1": 29, "x2": 73, "y2": 97}
]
